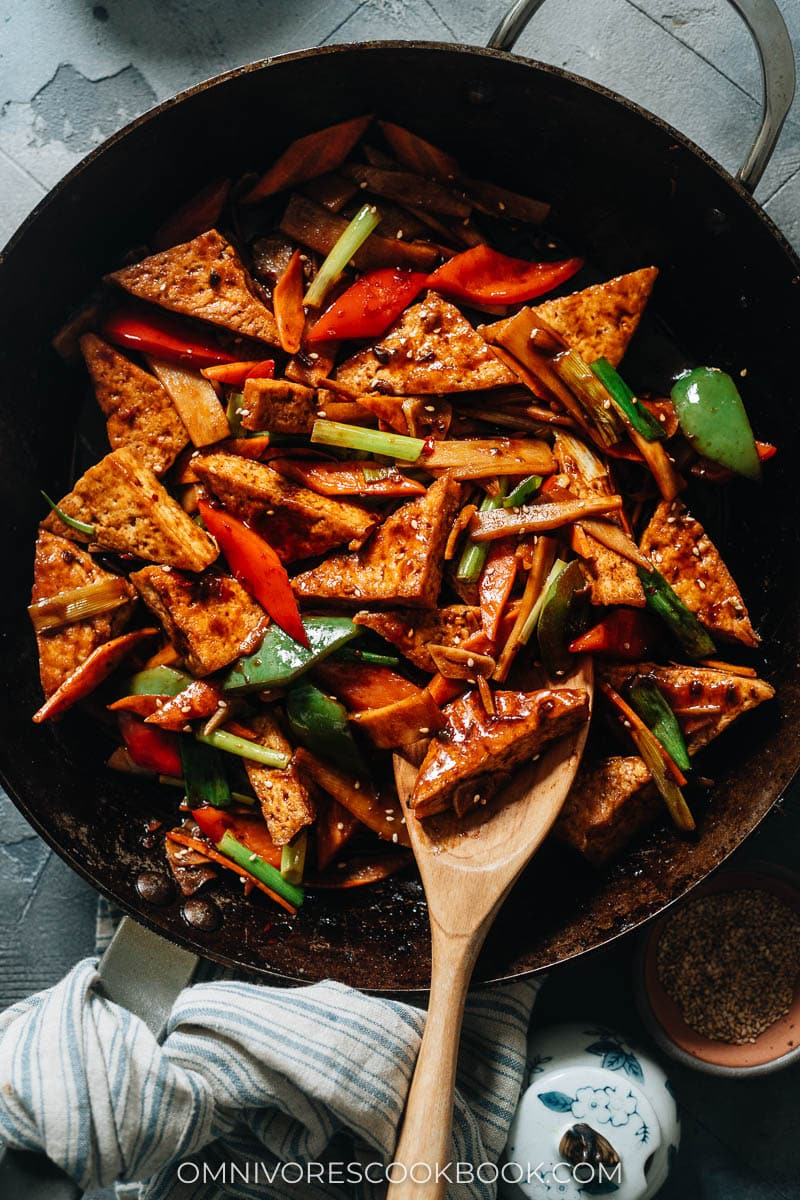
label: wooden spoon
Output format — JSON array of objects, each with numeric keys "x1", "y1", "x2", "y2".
[{"x1": 387, "y1": 660, "x2": 593, "y2": 1200}]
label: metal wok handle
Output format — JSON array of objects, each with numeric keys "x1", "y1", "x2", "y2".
[{"x1": 489, "y1": 0, "x2": 796, "y2": 192}]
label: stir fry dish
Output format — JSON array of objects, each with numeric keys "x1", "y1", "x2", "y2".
[{"x1": 30, "y1": 116, "x2": 776, "y2": 914}]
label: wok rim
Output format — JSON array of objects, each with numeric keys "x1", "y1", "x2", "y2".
[{"x1": 2, "y1": 38, "x2": 798, "y2": 994}]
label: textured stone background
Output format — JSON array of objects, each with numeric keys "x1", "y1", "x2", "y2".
[{"x1": 2, "y1": 2, "x2": 800, "y2": 1198}]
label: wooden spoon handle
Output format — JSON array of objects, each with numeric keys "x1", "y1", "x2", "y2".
[{"x1": 387, "y1": 928, "x2": 481, "y2": 1200}]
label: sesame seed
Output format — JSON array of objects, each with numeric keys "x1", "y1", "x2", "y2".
[
  {"x1": 392, "y1": 832, "x2": 399, "y2": 843},
  {"x1": 419, "y1": 726, "x2": 430, "y2": 734},
  {"x1": 396, "y1": 230, "x2": 404, "y2": 239},
  {"x1": 354, "y1": 780, "x2": 360, "y2": 790},
  {"x1": 359, "y1": 180, "x2": 368, "y2": 188},
  {"x1": 697, "y1": 579, "x2": 706, "y2": 591}
]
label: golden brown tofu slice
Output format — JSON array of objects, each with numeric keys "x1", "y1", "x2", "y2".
[
  {"x1": 240, "y1": 376, "x2": 317, "y2": 435},
  {"x1": 293, "y1": 475, "x2": 462, "y2": 608},
  {"x1": 192, "y1": 450, "x2": 376, "y2": 563},
  {"x1": 530, "y1": 268, "x2": 658, "y2": 368},
  {"x1": 639, "y1": 500, "x2": 758, "y2": 646},
  {"x1": 411, "y1": 687, "x2": 590, "y2": 817},
  {"x1": 556, "y1": 662, "x2": 774, "y2": 864},
  {"x1": 553, "y1": 756, "x2": 657, "y2": 865},
  {"x1": 335, "y1": 292, "x2": 517, "y2": 395},
  {"x1": 31, "y1": 530, "x2": 136, "y2": 697},
  {"x1": 571, "y1": 524, "x2": 645, "y2": 608},
  {"x1": 131, "y1": 565, "x2": 268, "y2": 676},
  {"x1": 241, "y1": 712, "x2": 315, "y2": 845},
  {"x1": 354, "y1": 606, "x2": 482, "y2": 673},
  {"x1": 600, "y1": 661, "x2": 775, "y2": 754},
  {"x1": 80, "y1": 334, "x2": 189, "y2": 475},
  {"x1": 43, "y1": 448, "x2": 218, "y2": 572},
  {"x1": 106, "y1": 229, "x2": 279, "y2": 346}
]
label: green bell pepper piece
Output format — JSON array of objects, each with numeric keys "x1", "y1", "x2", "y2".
[
  {"x1": 536, "y1": 560, "x2": 588, "y2": 677},
  {"x1": 126, "y1": 665, "x2": 191, "y2": 696},
  {"x1": 286, "y1": 681, "x2": 363, "y2": 769},
  {"x1": 670, "y1": 367, "x2": 761, "y2": 481},
  {"x1": 637, "y1": 566, "x2": 716, "y2": 659},
  {"x1": 179, "y1": 736, "x2": 232, "y2": 808},
  {"x1": 221, "y1": 617, "x2": 359, "y2": 693},
  {"x1": 627, "y1": 676, "x2": 691, "y2": 773}
]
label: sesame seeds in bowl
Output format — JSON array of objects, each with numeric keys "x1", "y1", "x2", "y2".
[{"x1": 635, "y1": 865, "x2": 800, "y2": 1076}]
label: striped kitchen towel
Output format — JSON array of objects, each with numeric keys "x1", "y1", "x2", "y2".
[{"x1": 0, "y1": 952, "x2": 540, "y2": 1199}]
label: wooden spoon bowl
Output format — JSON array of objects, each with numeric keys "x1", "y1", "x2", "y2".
[{"x1": 388, "y1": 659, "x2": 593, "y2": 1199}]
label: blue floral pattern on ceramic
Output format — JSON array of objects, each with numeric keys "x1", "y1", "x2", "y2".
[
  {"x1": 538, "y1": 1085, "x2": 650, "y2": 1143},
  {"x1": 582, "y1": 1030, "x2": 644, "y2": 1084}
]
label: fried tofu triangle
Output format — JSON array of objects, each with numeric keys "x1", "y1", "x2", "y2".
[
  {"x1": 80, "y1": 334, "x2": 189, "y2": 475},
  {"x1": 555, "y1": 662, "x2": 775, "y2": 863},
  {"x1": 32, "y1": 530, "x2": 136, "y2": 697},
  {"x1": 336, "y1": 292, "x2": 517, "y2": 395},
  {"x1": 106, "y1": 229, "x2": 279, "y2": 346},
  {"x1": 411, "y1": 688, "x2": 590, "y2": 818},
  {"x1": 131, "y1": 565, "x2": 268, "y2": 677},
  {"x1": 241, "y1": 713, "x2": 315, "y2": 846},
  {"x1": 354, "y1": 606, "x2": 482, "y2": 673},
  {"x1": 192, "y1": 450, "x2": 376, "y2": 563},
  {"x1": 43, "y1": 447, "x2": 218, "y2": 572},
  {"x1": 293, "y1": 476, "x2": 462, "y2": 608},
  {"x1": 531, "y1": 267, "x2": 658, "y2": 368},
  {"x1": 640, "y1": 500, "x2": 759, "y2": 647}
]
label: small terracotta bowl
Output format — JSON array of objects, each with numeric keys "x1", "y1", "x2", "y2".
[{"x1": 634, "y1": 863, "x2": 800, "y2": 1077}]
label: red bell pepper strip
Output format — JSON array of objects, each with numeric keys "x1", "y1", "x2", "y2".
[
  {"x1": 307, "y1": 268, "x2": 427, "y2": 343},
  {"x1": 103, "y1": 310, "x2": 236, "y2": 368},
  {"x1": 197, "y1": 500, "x2": 309, "y2": 647},
  {"x1": 269, "y1": 458, "x2": 425, "y2": 498},
  {"x1": 426, "y1": 246, "x2": 583, "y2": 306},
  {"x1": 568, "y1": 608, "x2": 660, "y2": 660},
  {"x1": 202, "y1": 360, "x2": 275, "y2": 386},
  {"x1": 479, "y1": 537, "x2": 518, "y2": 642},
  {"x1": 190, "y1": 806, "x2": 281, "y2": 867},
  {"x1": 690, "y1": 440, "x2": 776, "y2": 483},
  {"x1": 118, "y1": 712, "x2": 183, "y2": 777}
]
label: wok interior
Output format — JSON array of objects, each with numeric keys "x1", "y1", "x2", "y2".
[{"x1": 1, "y1": 44, "x2": 799, "y2": 990}]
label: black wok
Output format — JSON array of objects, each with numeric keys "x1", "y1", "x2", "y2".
[{"x1": 1, "y1": 0, "x2": 798, "y2": 992}]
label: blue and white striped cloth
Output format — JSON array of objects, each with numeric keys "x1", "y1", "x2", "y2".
[{"x1": 0, "y1": 942, "x2": 539, "y2": 1199}]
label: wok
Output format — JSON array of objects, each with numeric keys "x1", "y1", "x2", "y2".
[{"x1": 0, "y1": 0, "x2": 798, "y2": 992}]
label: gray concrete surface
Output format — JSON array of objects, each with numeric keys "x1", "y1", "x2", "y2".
[{"x1": 2, "y1": 2, "x2": 800, "y2": 1197}]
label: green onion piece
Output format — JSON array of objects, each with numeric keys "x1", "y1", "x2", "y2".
[
  {"x1": 41, "y1": 491, "x2": 95, "y2": 536},
  {"x1": 197, "y1": 729, "x2": 290, "y2": 769},
  {"x1": 280, "y1": 829, "x2": 308, "y2": 885},
  {"x1": 180, "y1": 736, "x2": 231, "y2": 809},
  {"x1": 520, "y1": 558, "x2": 566, "y2": 646},
  {"x1": 28, "y1": 577, "x2": 132, "y2": 633},
  {"x1": 311, "y1": 419, "x2": 425, "y2": 461},
  {"x1": 230, "y1": 790, "x2": 257, "y2": 807},
  {"x1": 217, "y1": 830, "x2": 304, "y2": 907},
  {"x1": 636, "y1": 566, "x2": 716, "y2": 660},
  {"x1": 337, "y1": 648, "x2": 400, "y2": 666},
  {"x1": 503, "y1": 474, "x2": 542, "y2": 507},
  {"x1": 304, "y1": 203, "x2": 381, "y2": 308},
  {"x1": 226, "y1": 391, "x2": 245, "y2": 437},
  {"x1": 550, "y1": 352, "x2": 624, "y2": 446},
  {"x1": 126, "y1": 665, "x2": 191, "y2": 696},
  {"x1": 457, "y1": 481, "x2": 508, "y2": 583},
  {"x1": 630, "y1": 723, "x2": 695, "y2": 832},
  {"x1": 627, "y1": 677, "x2": 691, "y2": 773},
  {"x1": 590, "y1": 357, "x2": 666, "y2": 442}
]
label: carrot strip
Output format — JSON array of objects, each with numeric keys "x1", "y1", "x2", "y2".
[
  {"x1": 33, "y1": 629, "x2": 159, "y2": 723},
  {"x1": 599, "y1": 681, "x2": 687, "y2": 786},
  {"x1": 165, "y1": 831, "x2": 295, "y2": 913},
  {"x1": 273, "y1": 248, "x2": 306, "y2": 354}
]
